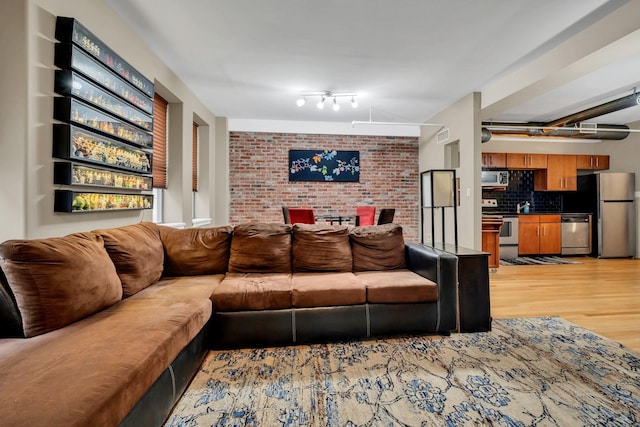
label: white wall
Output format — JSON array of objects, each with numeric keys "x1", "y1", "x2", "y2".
[
  {"x1": 0, "y1": 0, "x2": 226, "y2": 240},
  {"x1": 0, "y1": 1, "x2": 27, "y2": 242},
  {"x1": 419, "y1": 93, "x2": 482, "y2": 250}
]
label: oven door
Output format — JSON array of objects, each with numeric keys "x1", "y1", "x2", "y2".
[{"x1": 499, "y1": 216, "x2": 519, "y2": 258}]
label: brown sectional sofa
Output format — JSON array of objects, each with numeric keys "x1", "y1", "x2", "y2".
[{"x1": 0, "y1": 221, "x2": 458, "y2": 426}]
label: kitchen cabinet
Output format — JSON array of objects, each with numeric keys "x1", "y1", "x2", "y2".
[
  {"x1": 534, "y1": 154, "x2": 577, "y2": 191},
  {"x1": 519, "y1": 215, "x2": 561, "y2": 255},
  {"x1": 481, "y1": 152, "x2": 507, "y2": 169},
  {"x1": 482, "y1": 216, "x2": 503, "y2": 269},
  {"x1": 576, "y1": 154, "x2": 609, "y2": 170},
  {"x1": 507, "y1": 153, "x2": 547, "y2": 169}
]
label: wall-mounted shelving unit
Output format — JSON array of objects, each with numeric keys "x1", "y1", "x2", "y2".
[{"x1": 53, "y1": 16, "x2": 154, "y2": 213}]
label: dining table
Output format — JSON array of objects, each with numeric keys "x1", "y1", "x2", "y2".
[{"x1": 319, "y1": 214, "x2": 360, "y2": 225}]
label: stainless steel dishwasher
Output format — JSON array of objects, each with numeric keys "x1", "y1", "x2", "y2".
[{"x1": 561, "y1": 214, "x2": 591, "y2": 255}]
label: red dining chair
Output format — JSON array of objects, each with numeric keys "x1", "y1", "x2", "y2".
[
  {"x1": 287, "y1": 208, "x2": 316, "y2": 224},
  {"x1": 356, "y1": 206, "x2": 376, "y2": 226}
]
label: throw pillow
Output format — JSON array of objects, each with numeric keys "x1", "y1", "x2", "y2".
[
  {"x1": 94, "y1": 222, "x2": 164, "y2": 297},
  {"x1": 228, "y1": 223, "x2": 292, "y2": 273},
  {"x1": 350, "y1": 224, "x2": 406, "y2": 271},
  {"x1": 159, "y1": 225, "x2": 233, "y2": 276},
  {"x1": 292, "y1": 224, "x2": 352, "y2": 272},
  {"x1": 0, "y1": 233, "x2": 122, "y2": 337}
]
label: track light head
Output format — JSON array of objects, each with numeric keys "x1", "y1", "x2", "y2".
[
  {"x1": 317, "y1": 96, "x2": 325, "y2": 109},
  {"x1": 351, "y1": 96, "x2": 358, "y2": 108},
  {"x1": 332, "y1": 97, "x2": 340, "y2": 111},
  {"x1": 296, "y1": 96, "x2": 306, "y2": 107}
]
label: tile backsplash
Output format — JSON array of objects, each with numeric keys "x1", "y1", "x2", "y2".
[{"x1": 483, "y1": 170, "x2": 562, "y2": 212}]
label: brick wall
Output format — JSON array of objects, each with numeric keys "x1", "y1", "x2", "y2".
[{"x1": 229, "y1": 132, "x2": 420, "y2": 241}]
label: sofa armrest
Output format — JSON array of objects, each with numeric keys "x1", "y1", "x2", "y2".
[{"x1": 405, "y1": 242, "x2": 458, "y2": 333}]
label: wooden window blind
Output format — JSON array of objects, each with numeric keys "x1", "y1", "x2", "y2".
[
  {"x1": 192, "y1": 123, "x2": 198, "y2": 192},
  {"x1": 152, "y1": 94, "x2": 168, "y2": 189}
]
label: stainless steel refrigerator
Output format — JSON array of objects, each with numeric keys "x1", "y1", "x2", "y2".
[
  {"x1": 572, "y1": 173, "x2": 636, "y2": 258},
  {"x1": 597, "y1": 173, "x2": 636, "y2": 257}
]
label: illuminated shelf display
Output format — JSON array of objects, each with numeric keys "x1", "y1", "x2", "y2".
[
  {"x1": 54, "y1": 162, "x2": 152, "y2": 190},
  {"x1": 53, "y1": 124, "x2": 152, "y2": 174},
  {"x1": 55, "y1": 190, "x2": 153, "y2": 213}
]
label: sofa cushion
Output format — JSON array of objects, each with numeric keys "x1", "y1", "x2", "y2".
[
  {"x1": 212, "y1": 273, "x2": 292, "y2": 311},
  {"x1": 0, "y1": 278, "x2": 212, "y2": 427},
  {"x1": 291, "y1": 272, "x2": 366, "y2": 307},
  {"x1": 95, "y1": 222, "x2": 164, "y2": 297},
  {"x1": 355, "y1": 270, "x2": 438, "y2": 303},
  {"x1": 292, "y1": 224, "x2": 352, "y2": 272},
  {"x1": 0, "y1": 233, "x2": 122, "y2": 337},
  {"x1": 159, "y1": 225, "x2": 233, "y2": 276},
  {"x1": 350, "y1": 224, "x2": 406, "y2": 271},
  {"x1": 229, "y1": 223, "x2": 292, "y2": 273}
]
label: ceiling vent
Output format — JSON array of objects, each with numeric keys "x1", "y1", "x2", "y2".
[{"x1": 437, "y1": 128, "x2": 450, "y2": 144}]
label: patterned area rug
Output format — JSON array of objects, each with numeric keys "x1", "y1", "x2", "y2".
[
  {"x1": 500, "y1": 256, "x2": 583, "y2": 266},
  {"x1": 165, "y1": 317, "x2": 640, "y2": 426}
]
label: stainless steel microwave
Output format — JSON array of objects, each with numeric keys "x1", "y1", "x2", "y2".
[{"x1": 481, "y1": 170, "x2": 509, "y2": 187}]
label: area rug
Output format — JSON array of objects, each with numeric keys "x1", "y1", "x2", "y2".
[
  {"x1": 500, "y1": 256, "x2": 582, "y2": 266},
  {"x1": 164, "y1": 317, "x2": 640, "y2": 426}
]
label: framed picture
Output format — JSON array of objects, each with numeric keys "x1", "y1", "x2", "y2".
[{"x1": 289, "y1": 149, "x2": 360, "y2": 182}]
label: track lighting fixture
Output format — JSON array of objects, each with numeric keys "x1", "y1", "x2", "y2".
[{"x1": 296, "y1": 91, "x2": 359, "y2": 112}]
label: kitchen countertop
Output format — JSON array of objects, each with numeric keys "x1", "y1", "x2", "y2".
[{"x1": 482, "y1": 210, "x2": 592, "y2": 216}]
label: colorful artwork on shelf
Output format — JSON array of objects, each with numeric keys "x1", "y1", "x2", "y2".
[
  {"x1": 289, "y1": 149, "x2": 360, "y2": 182},
  {"x1": 54, "y1": 190, "x2": 153, "y2": 212},
  {"x1": 54, "y1": 162, "x2": 152, "y2": 190}
]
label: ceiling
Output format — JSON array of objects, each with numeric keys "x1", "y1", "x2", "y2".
[{"x1": 105, "y1": 0, "x2": 640, "y2": 128}]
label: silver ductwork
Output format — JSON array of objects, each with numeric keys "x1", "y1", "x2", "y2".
[{"x1": 482, "y1": 91, "x2": 638, "y2": 142}]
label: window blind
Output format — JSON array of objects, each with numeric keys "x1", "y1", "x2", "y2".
[
  {"x1": 192, "y1": 122, "x2": 198, "y2": 192},
  {"x1": 152, "y1": 94, "x2": 168, "y2": 189}
]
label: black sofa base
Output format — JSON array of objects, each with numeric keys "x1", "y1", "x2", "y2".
[
  {"x1": 119, "y1": 327, "x2": 208, "y2": 427},
  {"x1": 209, "y1": 302, "x2": 443, "y2": 349}
]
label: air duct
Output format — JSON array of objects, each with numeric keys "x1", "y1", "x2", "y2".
[{"x1": 483, "y1": 91, "x2": 638, "y2": 142}]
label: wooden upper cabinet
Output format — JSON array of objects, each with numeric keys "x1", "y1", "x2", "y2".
[
  {"x1": 507, "y1": 153, "x2": 547, "y2": 169},
  {"x1": 481, "y1": 153, "x2": 507, "y2": 169},
  {"x1": 534, "y1": 154, "x2": 577, "y2": 191},
  {"x1": 576, "y1": 154, "x2": 609, "y2": 170}
]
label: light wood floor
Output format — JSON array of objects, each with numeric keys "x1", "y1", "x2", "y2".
[{"x1": 489, "y1": 256, "x2": 640, "y2": 353}]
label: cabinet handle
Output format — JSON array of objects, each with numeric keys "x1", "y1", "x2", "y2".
[
  {"x1": 536, "y1": 226, "x2": 539, "y2": 236},
  {"x1": 565, "y1": 178, "x2": 568, "y2": 188},
  {"x1": 560, "y1": 178, "x2": 563, "y2": 188},
  {"x1": 542, "y1": 226, "x2": 546, "y2": 236},
  {"x1": 596, "y1": 158, "x2": 599, "y2": 167},
  {"x1": 590, "y1": 157, "x2": 593, "y2": 168}
]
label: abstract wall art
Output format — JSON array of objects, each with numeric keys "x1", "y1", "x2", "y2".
[{"x1": 289, "y1": 149, "x2": 359, "y2": 182}]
